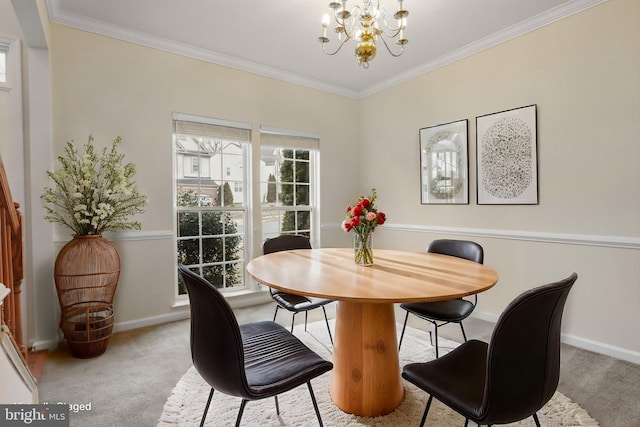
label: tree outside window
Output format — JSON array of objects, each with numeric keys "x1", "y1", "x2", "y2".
[
  {"x1": 176, "y1": 190, "x2": 242, "y2": 294},
  {"x1": 174, "y1": 118, "x2": 249, "y2": 296},
  {"x1": 261, "y1": 145, "x2": 315, "y2": 241}
]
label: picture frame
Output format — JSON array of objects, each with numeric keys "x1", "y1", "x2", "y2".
[
  {"x1": 476, "y1": 105, "x2": 538, "y2": 205},
  {"x1": 420, "y1": 119, "x2": 469, "y2": 204}
]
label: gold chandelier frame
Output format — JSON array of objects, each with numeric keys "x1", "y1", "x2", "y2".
[{"x1": 318, "y1": 0, "x2": 408, "y2": 67}]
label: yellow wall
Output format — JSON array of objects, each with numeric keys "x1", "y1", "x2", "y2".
[
  {"x1": 49, "y1": 23, "x2": 360, "y2": 326},
  {"x1": 362, "y1": 0, "x2": 639, "y2": 357},
  {"x1": 34, "y1": 0, "x2": 640, "y2": 360}
]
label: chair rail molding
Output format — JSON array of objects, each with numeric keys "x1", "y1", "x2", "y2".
[
  {"x1": 54, "y1": 230, "x2": 174, "y2": 245},
  {"x1": 323, "y1": 222, "x2": 639, "y2": 250}
]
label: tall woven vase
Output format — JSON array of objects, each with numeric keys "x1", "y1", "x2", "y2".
[{"x1": 54, "y1": 235, "x2": 120, "y2": 358}]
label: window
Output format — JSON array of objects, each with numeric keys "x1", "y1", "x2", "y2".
[
  {"x1": 190, "y1": 156, "x2": 199, "y2": 174},
  {"x1": 260, "y1": 128, "x2": 319, "y2": 243},
  {"x1": 0, "y1": 48, "x2": 6, "y2": 83},
  {"x1": 174, "y1": 115, "x2": 251, "y2": 295}
]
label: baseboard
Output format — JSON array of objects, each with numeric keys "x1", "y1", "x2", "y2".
[
  {"x1": 561, "y1": 333, "x2": 640, "y2": 365},
  {"x1": 30, "y1": 290, "x2": 272, "y2": 350},
  {"x1": 112, "y1": 309, "x2": 191, "y2": 333},
  {"x1": 472, "y1": 311, "x2": 640, "y2": 364},
  {"x1": 30, "y1": 337, "x2": 62, "y2": 352},
  {"x1": 112, "y1": 290, "x2": 271, "y2": 333}
]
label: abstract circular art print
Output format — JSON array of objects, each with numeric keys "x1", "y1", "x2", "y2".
[
  {"x1": 481, "y1": 116, "x2": 533, "y2": 199},
  {"x1": 477, "y1": 104, "x2": 538, "y2": 204}
]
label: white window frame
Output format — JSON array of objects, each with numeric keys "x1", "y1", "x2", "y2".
[
  {"x1": 0, "y1": 47, "x2": 6, "y2": 85},
  {"x1": 259, "y1": 126, "x2": 321, "y2": 247},
  {"x1": 173, "y1": 113, "x2": 253, "y2": 300}
]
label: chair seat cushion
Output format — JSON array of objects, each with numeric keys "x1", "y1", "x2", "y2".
[
  {"x1": 272, "y1": 292, "x2": 332, "y2": 312},
  {"x1": 240, "y1": 321, "x2": 333, "y2": 398},
  {"x1": 402, "y1": 339, "x2": 488, "y2": 419},
  {"x1": 400, "y1": 298, "x2": 474, "y2": 322}
]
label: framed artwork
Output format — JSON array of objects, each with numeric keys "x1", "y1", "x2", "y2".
[
  {"x1": 420, "y1": 119, "x2": 469, "y2": 204},
  {"x1": 476, "y1": 105, "x2": 538, "y2": 205}
]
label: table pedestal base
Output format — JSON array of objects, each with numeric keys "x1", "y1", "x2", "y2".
[{"x1": 330, "y1": 301, "x2": 404, "y2": 416}]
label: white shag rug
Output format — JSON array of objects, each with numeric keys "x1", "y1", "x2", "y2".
[{"x1": 158, "y1": 320, "x2": 598, "y2": 427}]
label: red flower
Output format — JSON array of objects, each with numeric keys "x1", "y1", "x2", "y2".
[{"x1": 342, "y1": 189, "x2": 386, "y2": 235}]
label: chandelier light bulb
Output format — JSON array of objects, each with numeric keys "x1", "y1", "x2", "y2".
[
  {"x1": 322, "y1": 13, "x2": 330, "y2": 27},
  {"x1": 321, "y1": 13, "x2": 330, "y2": 39}
]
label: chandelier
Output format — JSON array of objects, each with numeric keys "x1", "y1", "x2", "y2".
[{"x1": 318, "y1": 0, "x2": 408, "y2": 68}]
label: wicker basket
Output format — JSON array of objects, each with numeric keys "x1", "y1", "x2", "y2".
[
  {"x1": 54, "y1": 235, "x2": 120, "y2": 358},
  {"x1": 61, "y1": 302, "x2": 114, "y2": 358}
]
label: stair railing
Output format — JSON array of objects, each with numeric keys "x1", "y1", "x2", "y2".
[{"x1": 0, "y1": 154, "x2": 26, "y2": 363}]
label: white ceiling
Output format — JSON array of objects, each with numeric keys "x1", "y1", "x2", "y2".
[{"x1": 46, "y1": 0, "x2": 604, "y2": 98}]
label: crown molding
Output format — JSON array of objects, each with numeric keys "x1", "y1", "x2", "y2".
[
  {"x1": 45, "y1": 0, "x2": 606, "y2": 100},
  {"x1": 45, "y1": 0, "x2": 359, "y2": 98},
  {"x1": 359, "y1": 0, "x2": 608, "y2": 98}
]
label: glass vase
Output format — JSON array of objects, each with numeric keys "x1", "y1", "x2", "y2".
[{"x1": 354, "y1": 232, "x2": 374, "y2": 266}]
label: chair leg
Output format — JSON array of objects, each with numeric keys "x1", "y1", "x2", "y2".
[
  {"x1": 322, "y1": 306, "x2": 333, "y2": 345},
  {"x1": 419, "y1": 395, "x2": 433, "y2": 427},
  {"x1": 290, "y1": 313, "x2": 297, "y2": 333},
  {"x1": 274, "y1": 395, "x2": 280, "y2": 415},
  {"x1": 305, "y1": 311, "x2": 309, "y2": 331},
  {"x1": 464, "y1": 419, "x2": 469, "y2": 427},
  {"x1": 273, "y1": 306, "x2": 279, "y2": 322},
  {"x1": 533, "y1": 413, "x2": 541, "y2": 427},
  {"x1": 433, "y1": 323, "x2": 440, "y2": 358},
  {"x1": 459, "y1": 321, "x2": 468, "y2": 342},
  {"x1": 398, "y1": 311, "x2": 410, "y2": 350},
  {"x1": 235, "y1": 399, "x2": 248, "y2": 427},
  {"x1": 307, "y1": 381, "x2": 324, "y2": 427},
  {"x1": 200, "y1": 388, "x2": 215, "y2": 427}
]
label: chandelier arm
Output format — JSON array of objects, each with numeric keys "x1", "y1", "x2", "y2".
[
  {"x1": 379, "y1": 12, "x2": 407, "y2": 37},
  {"x1": 378, "y1": 26, "x2": 402, "y2": 39},
  {"x1": 342, "y1": 6, "x2": 361, "y2": 39},
  {"x1": 321, "y1": 37, "x2": 351, "y2": 56},
  {"x1": 378, "y1": 35, "x2": 404, "y2": 58},
  {"x1": 341, "y1": 25, "x2": 355, "y2": 40}
]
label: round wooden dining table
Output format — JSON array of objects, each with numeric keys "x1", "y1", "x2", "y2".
[{"x1": 246, "y1": 247, "x2": 499, "y2": 417}]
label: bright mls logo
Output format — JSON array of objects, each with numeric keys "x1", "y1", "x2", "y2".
[{"x1": 0, "y1": 405, "x2": 68, "y2": 426}]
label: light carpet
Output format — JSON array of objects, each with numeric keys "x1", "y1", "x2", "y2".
[{"x1": 158, "y1": 320, "x2": 598, "y2": 427}]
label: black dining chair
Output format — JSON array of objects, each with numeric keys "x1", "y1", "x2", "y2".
[
  {"x1": 398, "y1": 239, "x2": 484, "y2": 358},
  {"x1": 262, "y1": 234, "x2": 334, "y2": 345},
  {"x1": 178, "y1": 265, "x2": 333, "y2": 427},
  {"x1": 402, "y1": 272, "x2": 577, "y2": 427}
]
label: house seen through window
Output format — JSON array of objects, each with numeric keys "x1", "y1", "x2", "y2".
[
  {"x1": 174, "y1": 116, "x2": 250, "y2": 295},
  {"x1": 173, "y1": 117, "x2": 320, "y2": 298}
]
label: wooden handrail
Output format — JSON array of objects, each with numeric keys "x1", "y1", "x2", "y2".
[{"x1": 0, "y1": 154, "x2": 26, "y2": 363}]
